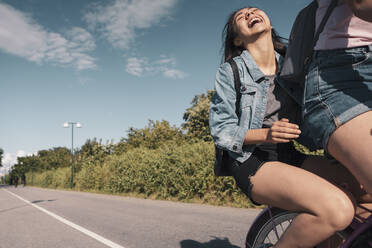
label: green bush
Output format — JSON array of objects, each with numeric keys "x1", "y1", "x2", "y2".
[
  {"x1": 26, "y1": 167, "x2": 70, "y2": 188},
  {"x1": 27, "y1": 140, "x2": 255, "y2": 208}
]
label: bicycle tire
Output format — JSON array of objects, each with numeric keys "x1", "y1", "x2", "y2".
[
  {"x1": 246, "y1": 208, "x2": 297, "y2": 248},
  {"x1": 350, "y1": 228, "x2": 372, "y2": 248}
]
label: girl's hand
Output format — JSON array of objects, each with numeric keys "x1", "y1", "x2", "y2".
[
  {"x1": 266, "y1": 118, "x2": 301, "y2": 143},
  {"x1": 347, "y1": 0, "x2": 372, "y2": 22}
]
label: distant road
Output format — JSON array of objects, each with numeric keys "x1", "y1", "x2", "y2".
[{"x1": 0, "y1": 185, "x2": 260, "y2": 248}]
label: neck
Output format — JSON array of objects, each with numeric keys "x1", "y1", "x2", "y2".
[{"x1": 245, "y1": 34, "x2": 277, "y2": 75}]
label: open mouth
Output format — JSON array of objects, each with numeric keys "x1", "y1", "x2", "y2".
[{"x1": 248, "y1": 17, "x2": 262, "y2": 28}]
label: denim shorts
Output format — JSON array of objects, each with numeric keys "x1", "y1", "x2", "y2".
[{"x1": 302, "y1": 44, "x2": 372, "y2": 154}]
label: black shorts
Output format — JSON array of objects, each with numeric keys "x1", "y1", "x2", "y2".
[{"x1": 227, "y1": 142, "x2": 306, "y2": 205}]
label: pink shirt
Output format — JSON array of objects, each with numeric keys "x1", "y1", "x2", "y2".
[{"x1": 315, "y1": 0, "x2": 372, "y2": 50}]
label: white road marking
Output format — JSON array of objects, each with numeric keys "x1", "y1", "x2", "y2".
[{"x1": 3, "y1": 188, "x2": 126, "y2": 248}]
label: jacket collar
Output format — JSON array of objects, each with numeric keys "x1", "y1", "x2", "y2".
[{"x1": 240, "y1": 50, "x2": 281, "y2": 83}]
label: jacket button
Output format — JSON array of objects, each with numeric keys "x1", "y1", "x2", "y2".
[{"x1": 233, "y1": 145, "x2": 237, "y2": 151}]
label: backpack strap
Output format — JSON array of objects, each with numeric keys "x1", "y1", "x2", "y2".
[
  {"x1": 213, "y1": 58, "x2": 241, "y2": 177},
  {"x1": 312, "y1": 0, "x2": 338, "y2": 47},
  {"x1": 227, "y1": 58, "x2": 242, "y2": 117},
  {"x1": 305, "y1": 0, "x2": 338, "y2": 65}
]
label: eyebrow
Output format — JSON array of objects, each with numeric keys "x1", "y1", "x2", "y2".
[
  {"x1": 234, "y1": 8, "x2": 258, "y2": 22},
  {"x1": 234, "y1": 12, "x2": 244, "y2": 22}
]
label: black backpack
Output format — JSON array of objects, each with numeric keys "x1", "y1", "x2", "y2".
[
  {"x1": 279, "y1": 0, "x2": 338, "y2": 86},
  {"x1": 214, "y1": 59, "x2": 241, "y2": 176}
]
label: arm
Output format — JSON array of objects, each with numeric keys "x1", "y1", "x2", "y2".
[
  {"x1": 243, "y1": 118, "x2": 301, "y2": 144},
  {"x1": 210, "y1": 63, "x2": 248, "y2": 153},
  {"x1": 347, "y1": 0, "x2": 372, "y2": 22},
  {"x1": 210, "y1": 64, "x2": 301, "y2": 152}
]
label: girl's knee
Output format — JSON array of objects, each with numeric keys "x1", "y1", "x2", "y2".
[{"x1": 325, "y1": 194, "x2": 355, "y2": 231}]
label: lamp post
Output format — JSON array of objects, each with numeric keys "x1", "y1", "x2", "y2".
[{"x1": 63, "y1": 122, "x2": 82, "y2": 188}]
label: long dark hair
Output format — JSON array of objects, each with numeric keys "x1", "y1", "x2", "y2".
[{"x1": 221, "y1": 7, "x2": 287, "y2": 63}]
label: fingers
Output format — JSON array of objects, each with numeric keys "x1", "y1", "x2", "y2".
[
  {"x1": 271, "y1": 124, "x2": 301, "y2": 135},
  {"x1": 280, "y1": 118, "x2": 289, "y2": 122},
  {"x1": 274, "y1": 120, "x2": 300, "y2": 130},
  {"x1": 269, "y1": 119, "x2": 301, "y2": 143},
  {"x1": 267, "y1": 130, "x2": 300, "y2": 144},
  {"x1": 271, "y1": 137, "x2": 291, "y2": 143},
  {"x1": 270, "y1": 131, "x2": 300, "y2": 140}
]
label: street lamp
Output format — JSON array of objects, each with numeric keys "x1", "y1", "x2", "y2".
[{"x1": 63, "y1": 122, "x2": 82, "y2": 188}]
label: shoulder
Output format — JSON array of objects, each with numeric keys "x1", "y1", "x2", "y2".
[
  {"x1": 219, "y1": 56, "x2": 244, "y2": 71},
  {"x1": 215, "y1": 62, "x2": 234, "y2": 89},
  {"x1": 216, "y1": 57, "x2": 245, "y2": 81},
  {"x1": 232, "y1": 56, "x2": 246, "y2": 73}
]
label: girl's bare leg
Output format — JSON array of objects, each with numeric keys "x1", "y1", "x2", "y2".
[
  {"x1": 327, "y1": 111, "x2": 372, "y2": 196},
  {"x1": 301, "y1": 156, "x2": 367, "y2": 203},
  {"x1": 302, "y1": 156, "x2": 372, "y2": 248},
  {"x1": 250, "y1": 162, "x2": 355, "y2": 248}
]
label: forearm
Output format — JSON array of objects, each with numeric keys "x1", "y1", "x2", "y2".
[
  {"x1": 243, "y1": 119, "x2": 301, "y2": 145},
  {"x1": 243, "y1": 128, "x2": 269, "y2": 145},
  {"x1": 347, "y1": 0, "x2": 372, "y2": 22}
]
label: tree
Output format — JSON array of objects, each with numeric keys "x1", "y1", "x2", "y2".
[
  {"x1": 78, "y1": 138, "x2": 114, "y2": 169},
  {"x1": 116, "y1": 120, "x2": 185, "y2": 153},
  {"x1": 37, "y1": 147, "x2": 71, "y2": 170},
  {"x1": 0, "y1": 148, "x2": 3, "y2": 167},
  {"x1": 182, "y1": 89, "x2": 214, "y2": 141},
  {"x1": 7, "y1": 147, "x2": 71, "y2": 175}
]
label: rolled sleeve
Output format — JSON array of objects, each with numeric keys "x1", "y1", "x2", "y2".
[
  {"x1": 209, "y1": 63, "x2": 248, "y2": 154},
  {"x1": 230, "y1": 124, "x2": 249, "y2": 153}
]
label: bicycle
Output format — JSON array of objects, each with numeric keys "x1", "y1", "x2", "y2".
[{"x1": 245, "y1": 203, "x2": 372, "y2": 248}]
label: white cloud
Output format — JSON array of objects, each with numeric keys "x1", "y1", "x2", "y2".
[
  {"x1": 0, "y1": 150, "x2": 34, "y2": 176},
  {"x1": 84, "y1": 0, "x2": 177, "y2": 50},
  {"x1": 0, "y1": 3, "x2": 97, "y2": 70},
  {"x1": 126, "y1": 57, "x2": 147, "y2": 76},
  {"x1": 125, "y1": 55, "x2": 186, "y2": 79},
  {"x1": 155, "y1": 57, "x2": 176, "y2": 66},
  {"x1": 83, "y1": 0, "x2": 186, "y2": 78},
  {"x1": 163, "y1": 69, "x2": 186, "y2": 79}
]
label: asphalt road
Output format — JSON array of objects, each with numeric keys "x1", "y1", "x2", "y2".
[{"x1": 0, "y1": 185, "x2": 260, "y2": 248}]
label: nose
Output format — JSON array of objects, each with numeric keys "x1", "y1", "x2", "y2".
[
  {"x1": 244, "y1": 11, "x2": 249, "y2": 20},
  {"x1": 244, "y1": 10, "x2": 254, "y2": 20}
]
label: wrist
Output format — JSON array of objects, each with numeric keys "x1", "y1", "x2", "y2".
[{"x1": 262, "y1": 128, "x2": 270, "y2": 143}]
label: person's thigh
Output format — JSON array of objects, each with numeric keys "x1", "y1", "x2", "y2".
[
  {"x1": 249, "y1": 161, "x2": 354, "y2": 216},
  {"x1": 301, "y1": 155, "x2": 368, "y2": 203},
  {"x1": 327, "y1": 110, "x2": 372, "y2": 195}
]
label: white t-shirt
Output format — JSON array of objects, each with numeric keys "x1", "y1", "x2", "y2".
[{"x1": 315, "y1": 0, "x2": 372, "y2": 50}]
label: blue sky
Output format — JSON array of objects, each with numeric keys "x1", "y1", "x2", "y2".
[{"x1": 0, "y1": 0, "x2": 311, "y2": 174}]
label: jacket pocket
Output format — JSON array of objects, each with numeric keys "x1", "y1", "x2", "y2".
[{"x1": 240, "y1": 85, "x2": 257, "y2": 109}]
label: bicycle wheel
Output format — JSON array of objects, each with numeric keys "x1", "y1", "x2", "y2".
[
  {"x1": 350, "y1": 228, "x2": 372, "y2": 248},
  {"x1": 246, "y1": 208, "x2": 297, "y2": 248}
]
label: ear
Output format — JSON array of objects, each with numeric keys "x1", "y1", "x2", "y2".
[{"x1": 233, "y1": 37, "x2": 243, "y2": 47}]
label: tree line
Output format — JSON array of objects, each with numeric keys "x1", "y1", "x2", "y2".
[
  {"x1": 4, "y1": 89, "x2": 320, "y2": 207},
  {"x1": 6, "y1": 90, "x2": 217, "y2": 185}
]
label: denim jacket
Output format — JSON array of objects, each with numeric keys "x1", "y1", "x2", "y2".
[
  {"x1": 209, "y1": 50, "x2": 281, "y2": 163},
  {"x1": 209, "y1": 50, "x2": 280, "y2": 162},
  {"x1": 210, "y1": 50, "x2": 316, "y2": 164}
]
